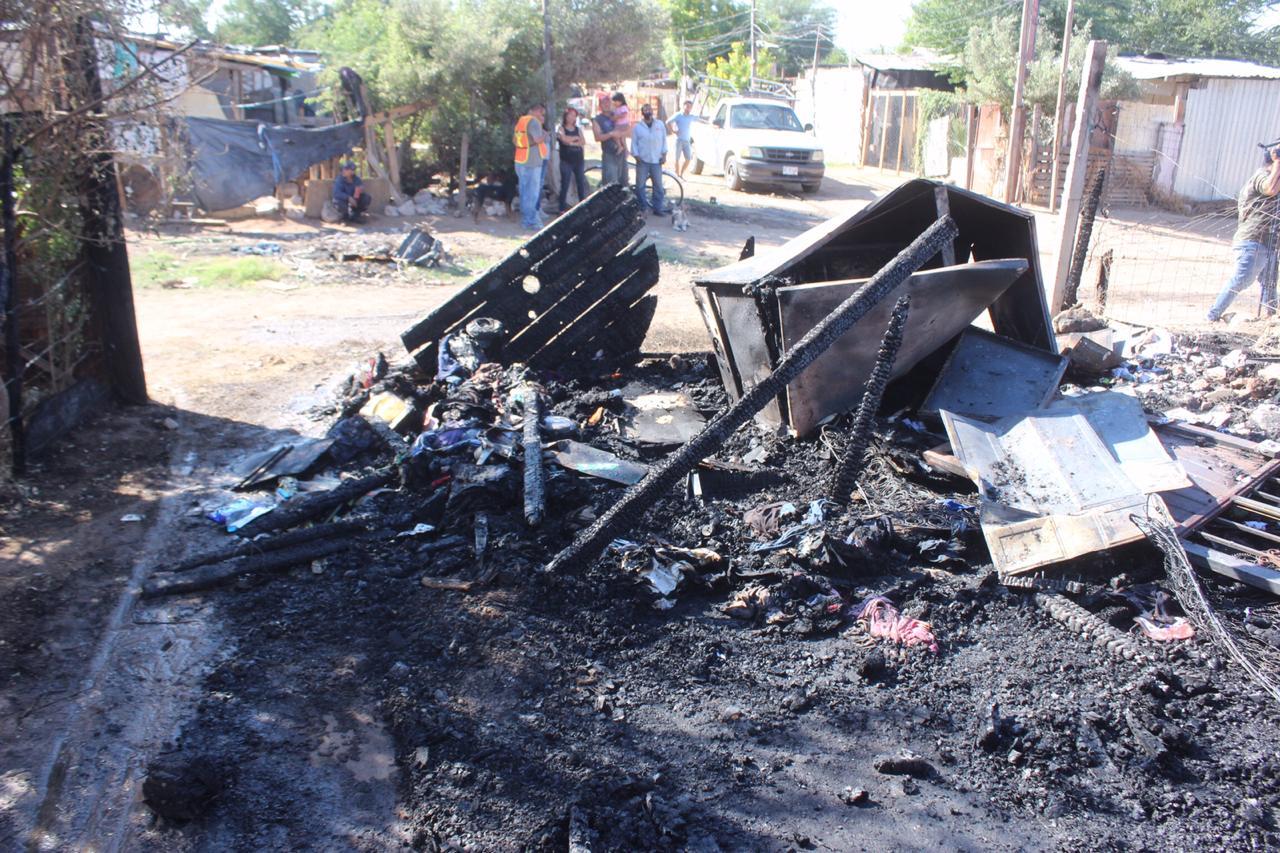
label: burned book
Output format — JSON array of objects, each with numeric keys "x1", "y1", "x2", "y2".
[
  {"x1": 692, "y1": 179, "x2": 1055, "y2": 436},
  {"x1": 401, "y1": 185, "x2": 660, "y2": 371}
]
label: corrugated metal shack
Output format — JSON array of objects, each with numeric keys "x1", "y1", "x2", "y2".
[{"x1": 1111, "y1": 56, "x2": 1280, "y2": 206}]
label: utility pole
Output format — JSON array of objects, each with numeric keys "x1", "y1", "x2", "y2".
[
  {"x1": 810, "y1": 29, "x2": 821, "y2": 131},
  {"x1": 749, "y1": 0, "x2": 757, "y2": 92},
  {"x1": 681, "y1": 35, "x2": 688, "y2": 102},
  {"x1": 541, "y1": 0, "x2": 558, "y2": 196},
  {"x1": 1048, "y1": 0, "x2": 1076, "y2": 212},
  {"x1": 1003, "y1": 0, "x2": 1039, "y2": 203}
]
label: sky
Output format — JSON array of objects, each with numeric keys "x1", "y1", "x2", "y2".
[{"x1": 834, "y1": 0, "x2": 914, "y2": 55}]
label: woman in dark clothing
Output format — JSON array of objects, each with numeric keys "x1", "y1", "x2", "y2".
[{"x1": 556, "y1": 107, "x2": 588, "y2": 212}]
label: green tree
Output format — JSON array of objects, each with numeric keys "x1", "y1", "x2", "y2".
[
  {"x1": 554, "y1": 0, "x2": 666, "y2": 85},
  {"x1": 756, "y1": 0, "x2": 839, "y2": 76},
  {"x1": 904, "y1": 0, "x2": 1020, "y2": 61},
  {"x1": 908, "y1": 0, "x2": 1280, "y2": 67},
  {"x1": 959, "y1": 16, "x2": 1136, "y2": 112},
  {"x1": 215, "y1": 0, "x2": 324, "y2": 45},
  {"x1": 706, "y1": 40, "x2": 777, "y2": 90},
  {"x1": 660, "y1": 0, "x2": 749, "y2": 83},
  {"x1": 156, "y1": 0, "x2": 214, "y2": 40}
]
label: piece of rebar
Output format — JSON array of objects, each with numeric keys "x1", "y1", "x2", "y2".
[
  {"x1": 517, "y1": 386, "x2": 545, "y2": 526},
  {"x1": 829, "y1": 295, "x2": 910, "y2": 504},
  {"x1": 544, "y1": 216, "x2": 959, "y2": 573},
  {"x1": 163, "y1": 520, "x2": 367, "y2": 574}
]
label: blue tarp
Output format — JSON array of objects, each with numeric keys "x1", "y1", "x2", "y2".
[{"x1": 184, "y1": 116, "x2": 363, "y2": 212}]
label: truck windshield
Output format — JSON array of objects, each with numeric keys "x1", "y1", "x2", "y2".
[{"x1": 729, "y1": 104, "x2": 803, "y2": 131}]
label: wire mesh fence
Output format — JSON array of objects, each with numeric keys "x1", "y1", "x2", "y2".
[{"x1": 1064, "y1": 143, "x2": 1277, "y2": 330}]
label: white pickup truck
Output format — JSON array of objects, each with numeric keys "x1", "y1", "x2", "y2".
[{"x1": 689, "y1": 97, "x2": 824, "y2": 193}]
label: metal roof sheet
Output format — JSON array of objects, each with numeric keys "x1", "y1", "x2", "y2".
[{"x1": 1116, "y1": 55, "x2": 1280, "y2": 81}]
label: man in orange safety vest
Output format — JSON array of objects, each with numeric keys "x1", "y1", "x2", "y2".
[{"x1": 513, "y1": 103, "x2": 548, "y2": 230}]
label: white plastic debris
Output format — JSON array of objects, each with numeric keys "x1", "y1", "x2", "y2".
[{"x1": 1221, "y1": 349, "x2": 1249, "y2": 370}]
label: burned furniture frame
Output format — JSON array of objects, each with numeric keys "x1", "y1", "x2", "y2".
[
  {"x1": 401, "y1": 185, "x2": 659, "y2": 372},
  {"x1": 693, "y1": 179, "x2": 1055, "y2": 436}
]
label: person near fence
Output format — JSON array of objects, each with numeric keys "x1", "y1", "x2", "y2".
[
  {"x1": 631, "y1": 103, "x2": 669, "y2": 215},
  {"x1": 1206, "y1": 145, "x2": 1280, "y2": 322},
  {"x1": 556, "y1": 107, "x2": 588, "y2": 213},
  {"x1": 668, "y1": 100, "x2": 697, "y2": 177},
  {"x1": 332, "y1": 161, "x2": 371, "y2": 223},
  {"x1": 513, "y1": 103, "x2": 549, "y2": 230}
]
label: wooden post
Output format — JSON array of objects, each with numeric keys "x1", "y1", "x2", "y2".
[
  {"x1": 383, "y1": 120, "x2": 401, "y2": 194},
  {"x1": 877, "y1": 93, "x2": 890, "y2": 170},
  {"x1": 1173, "y1": 81, "x2": 1188, "y2": 123},
  {"x1": 1050, "y1": 40, "x2": 1107, "y2": 314},
  {"x1": 75, "y1": 20, "x2": 147, "y2": 406},
  {"x1": 1003, "y1": 0, "x2": 1040, "y2": 202},
  {"x1": 1025, "y1": 103, "x2": 1042, "y2": 203},
  {"x1": 895, "y1": 93, "x2": 907, "y2": 173},
  {"x1": 859, "y1": 81, "x2": 872, "y2": 165},
  {"x1": 458, "y1": 93, "x2": 473, "y2": 216},
  {"x1": 964, "y1": 104, "x2": 978, "y2": 190},
  {"x1": 231, "y1": 67, "x2": 244, "y2": 120},
  {"x1": 1048, "y1": 0, "x2": 1076, "y2": 211},
  {"x1": 541, "y1": 0, "x2": 559, "y2": 198},
  {"x1": 2, "y1": 125, "x2": 24, "y2": 474}
]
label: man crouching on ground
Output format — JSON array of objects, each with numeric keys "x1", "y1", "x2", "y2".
[
  {"x1": 1206, "y1": 144, "x2": 1280, "y2": 322},
  {"x1": 333, "y1": 161, "x2": 371, "y2": 224}
]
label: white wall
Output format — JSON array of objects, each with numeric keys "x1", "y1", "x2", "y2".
[{"x1": 795, "y1": 66, "x2": 865, "y2": 165}]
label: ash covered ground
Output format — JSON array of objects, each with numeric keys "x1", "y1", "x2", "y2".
[{"x1": 133, "y1": 346, "x2": 1280, "y2": 852}]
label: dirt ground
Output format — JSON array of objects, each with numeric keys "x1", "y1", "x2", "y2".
[{"x1": 3, "y1": 167, "x2": 1278, "y2": 850}]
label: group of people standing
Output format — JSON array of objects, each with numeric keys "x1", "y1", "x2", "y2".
[{"x1": 511, "y1": 93, "x2": 699, "y2": 231}]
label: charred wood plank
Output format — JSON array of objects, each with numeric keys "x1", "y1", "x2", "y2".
[
  {"x1": 544, "y1": 216, "x2": 959, "y2": 573},
  {"x1": 526, "y1": 245, "x2": 660, "y2": 366},
  {"x1": 401, "y1": 186, "x2": 638, "y2": 367},
  {"x1": 516, "y1": 386, "x2": 545, "y2": 527},
  {"x1": 162, "y1": 519, "x2": 367, "y2": 574},
  {"x1": 830, "y1": 295, "x2": 910, "y2": 503},
  {"x1": 567, "y1": 294, "x2": 658, "y2": 365},
  {"x1": 142, "y1": 538, "x2": 352, "y2": 597},
  {"x1": 506, "y1": 240, "x2": 653, "y2": 362},
  {"x1": 237, "y1": 468, "x2": 395, "y2": 535}
]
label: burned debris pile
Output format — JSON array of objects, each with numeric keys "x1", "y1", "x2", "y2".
[
  {"x1": 145, "y1": 182, "x2": 1280, "y2": 847},
  {"x1": 148, "y1": 179, "x2": 1280, "y2": 669}
]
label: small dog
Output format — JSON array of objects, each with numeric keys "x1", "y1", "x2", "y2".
[
  {"x1": 670, "y1": 204, "x2": 689, "y2": 232},
  {"x1": 471, "y1": 171, "x2": 516, "y2": 221}
]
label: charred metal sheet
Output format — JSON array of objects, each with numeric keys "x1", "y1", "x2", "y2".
[
  {"x1": 776, "y1": 259, "x2": 1027, "y2": 436},
  {"x1": 702, "y1": 282, "x2": 786, "y2": 427},
  {"x1": 1045, "y1": 392, "x2": 1191, "y2": 495},
  {"x1": 696, "y1": 178, "x2": 1055, "y2": 352},
  {"x1": 942, "y1": 408, "x2": 1150, "y2": 575},
  {"x1": 401, "y1": 185, "x2": 653, "y2": 370},
  {"x1": 921, "y1": 328, "x2": 1067, "y2": 419}
]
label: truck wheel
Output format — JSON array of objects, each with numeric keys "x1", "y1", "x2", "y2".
[
  {"x1": 801, "y1": 181, "x2": 822, "y2": 193},
  {"x1": 724, "y1": 155, "x2": 744, "y2": 191},
  {"x1": 692, "y1": 156, "x2": 704, "y2": 176}
]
